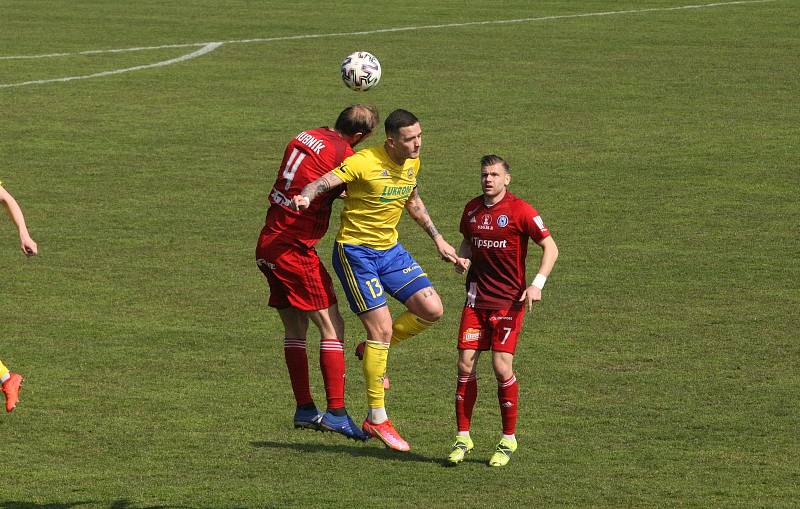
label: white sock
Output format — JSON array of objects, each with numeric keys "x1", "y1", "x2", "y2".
[
  {"x1": 503, "y1": 434, "x2": 516, "y2": 442},
  {"x1": 458, "y1": 431, "x2": 471, "y2": 438},
  {"x1": 369, "y1": 407, "x2": 388, "y2": 423},
  {"x1": 0, "y1": 372, "x2": 10, "y2": 384}
]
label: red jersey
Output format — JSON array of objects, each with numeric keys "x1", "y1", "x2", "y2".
[
  {"x1": 459, "y1": 191, "x2": 550, "y2": 309},
  {"x1": 261, "y1": 127, "x2": 353, "y2": 248}
]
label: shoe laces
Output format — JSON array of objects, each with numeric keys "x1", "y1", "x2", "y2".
[
  {"x1": 452, "y1": 437, "x2": 470, "y2": 452},
  {"x1": 495, "y1": 441, "x2": 515, "y2": 458}
]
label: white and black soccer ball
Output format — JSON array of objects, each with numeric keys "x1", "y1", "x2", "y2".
[{"x1": 340, "y1": 51, "x2": 381, "y2": 91}]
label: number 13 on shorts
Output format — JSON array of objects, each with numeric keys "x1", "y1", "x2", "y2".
[{"x1": 366, "y1": 278, "x2": 384, "y2": 298}]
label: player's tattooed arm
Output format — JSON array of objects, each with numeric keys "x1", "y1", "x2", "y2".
[
  {"x1": 405, "y1": 188, "x2": 440, "y2": 239},
  {"x1": 406, "y1": 189, "x2": 459, "y2": 263},
  {"x1": 303, "y1": 172, "x2": 344, "y2": 201},
  {"x1": 292, "y1": 172, "x2": 345, "y2": 210}
]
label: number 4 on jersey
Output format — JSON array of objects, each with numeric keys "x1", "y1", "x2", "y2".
[{"x1": 283, "y1": 148, "x2": 306, "y2": 191}]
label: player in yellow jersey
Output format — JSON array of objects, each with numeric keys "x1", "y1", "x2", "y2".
[
  {"x1": 1, "y1": 181, "x2": 38, "y2": 413},
  {"x1": 292, "y1": 109, "x2": 468, "y2": 451}
]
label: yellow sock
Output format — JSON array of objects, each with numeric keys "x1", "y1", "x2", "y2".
[
  {"x1": 0, "y1": 360, "x2": 9, "y2": 380},
  {"x1": 362, "y1": 341, "x2": 389, "y2": 409},
  {"x1": 391, "y1": 311, "x2": 435, "y2": 346}
]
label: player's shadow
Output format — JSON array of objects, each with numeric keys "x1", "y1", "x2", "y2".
[
  {"x1": 250, "y1": 439, "x2": 449, "y2": 466},
  {"x1": 0, "y1": 500, "x2": 196, "y2": 509},
  {"x1": 0, "y1": 499, "x2": 191, "y2": 509},
  {"x1": 0, "y1": 503, "x2": 95, "y2": 509}
]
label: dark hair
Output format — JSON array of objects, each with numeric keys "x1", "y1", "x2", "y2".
[
  {"x1": 384, "y1": 109, "x2": 419, "y2": 137},
  {"x1": 480, "y1": 154, "x2": 510, "y2": 173},
  {"x1": 335, "y1": 104, "x2": 379, "y2": 137}
]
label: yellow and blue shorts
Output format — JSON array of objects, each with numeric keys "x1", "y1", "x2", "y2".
[{"x1": 332, "y1": 242, "x2": 432, "y2": 314}]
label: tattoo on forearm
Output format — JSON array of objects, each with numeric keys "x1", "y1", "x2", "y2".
[
  {"x1": 424, "y1": 221, "x2": 439, "y2": 239},
  {"x1": 407, "y1": 192, "x2": 441, "y2": 239},
  {"x1": 315, "y1": 179, "x2": 331, "y2": 196},
  {"x1": 303, "y1": 177, "x2": 332, "y2": 201}
]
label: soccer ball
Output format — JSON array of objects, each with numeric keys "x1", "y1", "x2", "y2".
[{"x1": 340, "y1": 51, "x2": 381, "y2": 91}]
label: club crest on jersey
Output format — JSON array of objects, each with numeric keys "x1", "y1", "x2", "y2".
[
  {"x1": 497, "y1": 215, "x2": 509, "y2": 228},
  {"x1": 478, "y1": 214, "x2": 493, "y2": 230},
  {"x1": 407, "y1": 168, "x2": 414, "y2": 177}
]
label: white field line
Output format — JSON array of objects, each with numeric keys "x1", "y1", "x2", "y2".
[
  {"x1": 0, "y1": 0, "x2": 775, "y2": 88},
  {"x1": 0, "y1": 42, "x2": 208, "y2": 61},
  {"x1": 220, "y1": 0, "x2": 776, "y2": 45},
  {"x1": 0, "y1": 43, "x2": 221, "y2": 89}
]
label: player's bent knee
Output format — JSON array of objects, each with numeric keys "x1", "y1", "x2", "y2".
[
  {"x1": 492, "y1": 361, "x2": 514, "y2": 381},
  {"x1": 458, "y1": 359, "x2": 475, "y2": 374},
  {"x1": 413, "y1": 294, "x2": 444, "y2": 322}
]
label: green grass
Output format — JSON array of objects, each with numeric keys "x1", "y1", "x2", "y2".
[{"x1": 1, "y1": 1, "x2": 798, "y2": 507}]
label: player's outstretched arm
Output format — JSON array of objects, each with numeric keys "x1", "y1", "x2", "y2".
[
  {"x1": 0, "y1": 186, "x2": 38, "y2": 256},
  {"x1": 405, "y1": 188, "x2": 458, "y2": 263},
  {"x1": 290, "y1": 171, "x2": 345, "y2": 211},
  {"x1": 519, "y1": 235, "x2": 558, "y2": 311},
  {"x1": 454, "y1": 238, "x2": 472, "y2": 274}
]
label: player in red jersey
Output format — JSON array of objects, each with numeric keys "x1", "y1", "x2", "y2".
[
  {"x1": 447, "y1": 154, "x2": 559, "y2": 467},
  {"x1": 256, "y1": 105, "x2": 379, "y2": 441}
]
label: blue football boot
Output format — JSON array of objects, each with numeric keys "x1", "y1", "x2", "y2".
[
  {"x1": 293, "y1": 406, "x2": 323, "y2": 430},
  {"x1": 320, "y1": 411, "x2": 369, "y2": 441}
]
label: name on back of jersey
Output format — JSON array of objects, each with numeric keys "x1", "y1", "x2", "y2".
[{"x1": 295, "y1": 131, "x2": 326, "y2": 154}]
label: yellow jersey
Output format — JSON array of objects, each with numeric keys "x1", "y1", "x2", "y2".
[{"x1": 332, "y1": 145, "x2": 420, "y2": 249}]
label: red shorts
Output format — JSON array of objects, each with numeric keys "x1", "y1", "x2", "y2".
[
  {"x1": 255, "y1": 233, "x2": 336, "y2": 311},
  {"x1": 457, "y1": 306, "x2": 524, "y2": 354}
]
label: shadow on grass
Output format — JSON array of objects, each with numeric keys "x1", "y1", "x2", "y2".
[
  {"x1": 251, "y1": 439, "x2": 449, "y2": 466},
  {"x1": 0, "y1": 503, "x2": 95, "y2": 509},
  {"x1": 0, "y1": 500, "x2": 196, "y2": 509}
]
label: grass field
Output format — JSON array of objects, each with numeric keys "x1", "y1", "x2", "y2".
[{"x1": 1, "y1": 1, "x2": 798, "y2": 507}]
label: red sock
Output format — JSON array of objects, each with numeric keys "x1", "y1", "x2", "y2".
[
  {"x1": 284, "y1": 337, "x2": 313, "y2": 407},
  {"x1": 497, "y1": 374, "x2": 519, "y2": 435},
  {"x1": 455, "y1": 372, "x2": 478, "y2": 432},
  {"x1": 319, "y1": 338, "x2": 346, "y2": 410}
]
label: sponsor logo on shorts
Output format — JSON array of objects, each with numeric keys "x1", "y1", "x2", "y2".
[
  {"x1": 489, "y1": 315, "x2": 513, "y2": 322},
  {"x1": 402, "y1": 263, "x2": 421, "y2": 274},
  {"x1": 463, "y1": 328, "x2": 481, "y2": 341}
]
